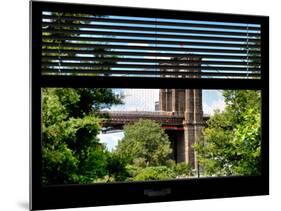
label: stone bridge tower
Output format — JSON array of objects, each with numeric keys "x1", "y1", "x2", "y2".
[{"x1": 159, "y1": 56, "x2": 203, "y2": 169}]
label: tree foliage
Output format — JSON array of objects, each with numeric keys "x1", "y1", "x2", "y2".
[
  {"x1": 194, "y1": 90, "x2": 261, "y2": 176},
  {"x1": 42, "y1": 88, "x2": 122, "y2": 184},
  {"x1": 126, "y1": 162, "x2": 193, "y2": 181},
  {"x1": 42, "y1": 89, "x2": 196, "y2": 184},
  {"x1": 115, "y1": 119, "x2": 172, "y2": 167},
  {"x1": 133, "y1": 166, "x2": 176, "y2": 181}
]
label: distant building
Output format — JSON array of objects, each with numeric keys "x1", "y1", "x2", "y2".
[{"x1": 155, "y1": 101, "x2": 160, "y2": 111}]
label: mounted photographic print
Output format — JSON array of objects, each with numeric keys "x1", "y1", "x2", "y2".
[{"x1": 30, "y1": 1, "x2": 269, "y2": 210}]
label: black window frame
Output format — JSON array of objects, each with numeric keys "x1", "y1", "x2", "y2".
[{"x1": 30, "y1": 1, "x2": 269, "y2": 210}]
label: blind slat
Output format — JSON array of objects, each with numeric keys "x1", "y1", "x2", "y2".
[
  {"x1": 42, "y1": 56, "x2": 260, "y2": 66},
  {"x1": 42, "y1": 49, "x2": 261, "y2": 60},
  {"x1": 42, "y1": 62, "x2": 260, "y2": 71},
  {"x1": 42, "y1": 43, "x2": 260, "y2": 54},
  {"x1": 42, "y1": 69, "x2": 260, "y2": 78},
  {"x1": 42, "y1": 14, "x2": 261, "y2": 31},
  {"x1": 42, "y1": 22, "x2": 260, "y2": 36},
  {"x1": 42, "y1": 35, "x2": 260, "y2": 48},
  {"x1": 42, "y1": 29, "x2": 260, "y2": 42}
]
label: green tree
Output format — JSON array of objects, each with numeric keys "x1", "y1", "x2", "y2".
[
  {"x1": 106, "y1": 152, "x2": 129, "y2": 182},
  {"x1": 172, "y1": 162, "x2": 193, "y2": 177},
  {"x1": 115, "y1": 119, "x2": 172, "y2": 167},
  {"x1": 42, "y1": 88, "x2": 122, "y2": 185},
  {"x1": 133, "y1": 166, "x2": 176, "y2": 181},
  {"x1": 194, "y1": 90, "x2": 261, "y2": 176}
]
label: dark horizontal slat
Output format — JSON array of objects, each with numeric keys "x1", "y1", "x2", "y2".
[
  {"x1": 42, "y1": 62, "x2": 261, "y2": 71},
  {"x1": 42, "y1": 49, "x2": 261, "y2": 60},
  {"x1": 42, "y1": 56, "x2": 261, "y2": 66},
  {"x1": 42, "y1": 14, "x2": 261, "y2": 31},
  {"x1": 41, "y1": 75, "x2": 262, "y2": 89},
  {"x1": 42, "y1": 22, "x2": 260, "y2": 36},
  {"x1": 42, "y1": 43, "x2": 261, "y2": 54},
  {"x1": 42, "y1": 68, "x2": 260, "y2": 78},
  {"x1": 42, "y1": 29, "x2": 260, "y2": 42},
  {"x1": 42, "y1": 35, "x2": 261, "y2": 48}
]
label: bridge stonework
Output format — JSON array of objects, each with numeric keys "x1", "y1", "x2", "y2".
[
  {"x1": 159, "y1": 56, "x2": 203, "y2": 169},
  {"x1": 159, "y1": 88, "x2": 203, "y2": 169}
]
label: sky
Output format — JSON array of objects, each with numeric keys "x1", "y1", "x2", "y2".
[{"x1": 99, "y1": 89, "x2": 226, "y2": 151}]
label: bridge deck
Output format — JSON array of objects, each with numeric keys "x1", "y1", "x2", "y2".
[{"x1": 100, "y1": 111, "x2": 209, "y2": 128}]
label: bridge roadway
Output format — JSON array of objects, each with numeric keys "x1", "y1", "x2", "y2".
[{"x1": 100, "y1": 111, "x2": 209, "y2": 130}]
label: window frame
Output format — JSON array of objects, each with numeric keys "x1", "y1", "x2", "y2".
[{"x1": 30, "y1": 1, "x2": 269, "y2": 210}]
